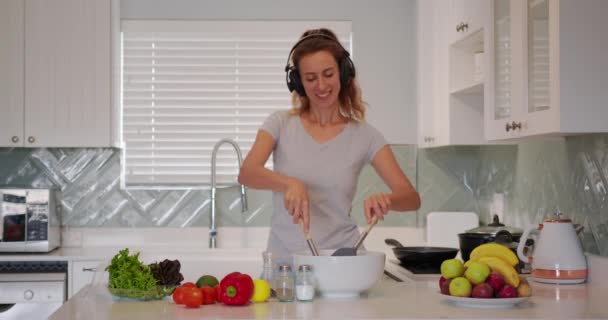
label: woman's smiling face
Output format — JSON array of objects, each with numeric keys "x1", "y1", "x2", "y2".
[{"x1": 298, "y1": 50, "x2": 341, "y2": 110}]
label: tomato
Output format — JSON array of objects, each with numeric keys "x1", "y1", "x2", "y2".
[
  {"x1": 182, "y1": 282, "x2": 196, "y2": 288},
  {"x1": 199, "y1": 286, "x2": 216, "y2": 305},
  {"x1": 172, "y1": 287, "x2": 187, "y2": 304},
  {"x1": 182, "y1": 287, "x2": 203, "y2": 308},
  {"x1": 214, "y1": 284, "x2": 222, "y2": 303}
]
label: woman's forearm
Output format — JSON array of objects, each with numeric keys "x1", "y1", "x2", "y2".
[
  {"x1": 388, "y1": 190, "x2": 421, "y2": 212},
  {"x1": 238, "y1": 165, "x2": 291, "y2": 193}
]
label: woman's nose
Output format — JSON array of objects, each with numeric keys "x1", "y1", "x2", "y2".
[{"x1": 316, "y1": 76, "x2": 327, "y2": 90}]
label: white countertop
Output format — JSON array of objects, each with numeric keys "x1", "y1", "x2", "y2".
[{"x1": 50, "y1": 278, "x2": 608, "y2": 320}]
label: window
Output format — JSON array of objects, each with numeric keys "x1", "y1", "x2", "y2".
[{"x1": 121, "y1": 20, "x2": 352, "y2": 188}]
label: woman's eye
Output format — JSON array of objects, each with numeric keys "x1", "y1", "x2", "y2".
[
  {"x1": 305, "y1": 77, "x2": 316, "y2": 82},
  {"x1": 324, "y1": 72, "x2": 334, "y2": 78}
]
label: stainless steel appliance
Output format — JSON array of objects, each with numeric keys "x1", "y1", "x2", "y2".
[
  {"x1": 0, "y1": 261, "x2": 68, "y2": 320},
  {"x1": 0, "y1": 188, "x2": 60, "y2": 253}
]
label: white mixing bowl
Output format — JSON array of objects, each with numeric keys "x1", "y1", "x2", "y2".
[{"x1": 293, "y1": 250, "x2": 385, "y2": 298}]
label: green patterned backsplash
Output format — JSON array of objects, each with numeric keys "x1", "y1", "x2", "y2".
[{"x1": 1, "y1": 133, "x2": 607, "y2": 255}]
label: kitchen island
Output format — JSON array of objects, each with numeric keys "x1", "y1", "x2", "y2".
[{"x1": 50, "y1": 278, "x2": 608, "y2": 319}]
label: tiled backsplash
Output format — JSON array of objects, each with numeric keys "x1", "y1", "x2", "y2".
[{"x1": 1, "y1": 133, "x2": 607, "y2": 255}]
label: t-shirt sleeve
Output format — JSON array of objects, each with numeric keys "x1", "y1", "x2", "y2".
[
  {"x1": 259, "y1": 111, "x2": 287, "y2": 142},
  {"x1": 364, "y1": 122, "x2": 388, "y2": 164}
]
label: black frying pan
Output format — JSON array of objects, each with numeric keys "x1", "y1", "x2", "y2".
[{"x1": 385, "y1": 238, "x2": 459, "y2": 269}]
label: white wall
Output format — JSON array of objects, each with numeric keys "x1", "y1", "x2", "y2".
[{"x1": 121, "y1": 0, "x2": 418, "y2": 144}]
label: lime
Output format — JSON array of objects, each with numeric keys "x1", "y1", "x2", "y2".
[
  {"x1": 196, "y1": 275, "x2": 219, "y2": 288},
  {"x1": 251, "y1": 279, "x2": 271, "y2": 303}
]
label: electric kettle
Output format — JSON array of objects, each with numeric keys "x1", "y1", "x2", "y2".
[{"x1": 516, "y1": 215, "x2": 587, "y2": 284}]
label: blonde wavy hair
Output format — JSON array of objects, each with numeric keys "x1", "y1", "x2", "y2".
[{"x1": 288, "y1": 28, "x2": 366, "y2": 121}]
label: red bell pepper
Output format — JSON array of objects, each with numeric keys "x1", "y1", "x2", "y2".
[{"x1": 219, "y1": 272, "x2": 254, "y2": 306}]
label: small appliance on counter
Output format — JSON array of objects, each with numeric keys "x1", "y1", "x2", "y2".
[
  {"x1": 0, "y1": 188, "x2": 60, "y2": 253},
  {"x1": 517, "y1": 213, "x2": 588, "y2": 284}
]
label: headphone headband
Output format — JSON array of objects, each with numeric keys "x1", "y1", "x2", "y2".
[
  {"x1": 284, "y1": 34, "x2": 350, "y2": 71},
  {"x1": 284, "y1": 33, "x2": 355, "y2": 96}
]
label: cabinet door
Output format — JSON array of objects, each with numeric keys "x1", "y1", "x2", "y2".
[
  {"x1": 519, "y1": 0, "x2": 557, "y2": 135},
  {"x1": 0, "y1": 0, "x2": 25, "y2": 147},
  {"x1": 418, "y1": 0, "x2": 450, "y2": 148},
  {"x1": 486, "y1": 0, "x2": 521, "y2": 140},
  {"x1": 24, "y1": 0, "x2": 112, "y2": 147},
  {"x1": 451, "y1": 0, "x2": 486, "y2": 43},
  {"x1": 70, "y1": 260, "x2": 103, "y2": 299}
]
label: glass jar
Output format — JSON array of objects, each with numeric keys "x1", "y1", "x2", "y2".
[
  {"x1": 275, "y1": 264, "x2": 295, "y2": 302},
  {"x1": 295, "y1": 264, "x2": 315, "y2": 302},
  {"x1": 260, "y1": 251, "x2": 276, "y2": 298}
]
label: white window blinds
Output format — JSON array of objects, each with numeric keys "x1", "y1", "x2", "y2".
[{"x1": 121, "y1": 21, "x2": 352, "y2": 187}]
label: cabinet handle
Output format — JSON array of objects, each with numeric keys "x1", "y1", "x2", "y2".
[
  {"x1": 456, "y1": 22, "x2": 463, "y2": 32},
  {"x1": 462, "y1": 23, "x2": 469, "y2": 32},
  {"x1": 82, "y1": 267, "x2": 97, "y2": 272},
  {"x1": 11, "y1": 136, "x2": 19, "y2": 143},
  {"x1": 27, "y1": 136, "x2": 35, "y2": 143},
  {"x1": 512, "y1": 121, "x2": 522, "y2": 130},
  {"x1": 505, "y1": 122, "x2": 512, "y2": 132}
]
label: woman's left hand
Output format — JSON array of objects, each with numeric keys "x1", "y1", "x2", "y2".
[{"x1": 364, "y1": 193, "x2": 391, "y2": 224}]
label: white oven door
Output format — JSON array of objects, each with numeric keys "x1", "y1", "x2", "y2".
[{"x1": 0, "y1": 273, "x2": 66, "y2": 320}]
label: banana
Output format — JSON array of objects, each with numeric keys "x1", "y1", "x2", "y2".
[
  {"x1": 477, "y1": 256, "x2": 520, "y2": 288},
  {"x1": 469, "y1": 243, "x2": 519, "y2": 267}
]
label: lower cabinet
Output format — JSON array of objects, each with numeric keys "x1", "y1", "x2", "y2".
[{"x1": 69, "y1": 260, "x2": 104, "y2": 299}]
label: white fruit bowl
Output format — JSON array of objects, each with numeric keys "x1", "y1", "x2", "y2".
[{"x1": 293, "y1": 250, "x2": 385, "y2": 299}]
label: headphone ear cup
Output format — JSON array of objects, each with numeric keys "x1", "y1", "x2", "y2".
[
  {"x1": 339, "y1": 56, "x2": 355, "y2": 89},
  {"x1": 288, "y1": 68, "x2": 306, "y2": 97}
]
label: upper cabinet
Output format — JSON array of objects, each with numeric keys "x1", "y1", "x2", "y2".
[
  {"x1": 0, "y1": 0, "x2": 25, "y2": 147},
  {"x1": 451, "y1": 0, "x2": 487, "y2": 44},
  {"x1": 418, "y1": 0, "x2": 488, "y2": 148},
  {"x1": 486, "y1": 0, "x2": 608, "y2": 140},
  {"x1": 0, "y1": 0, "x2": 119, "y2": 147}
]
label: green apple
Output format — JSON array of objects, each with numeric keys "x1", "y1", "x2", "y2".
[
  {"x1": 449, "y1": 277, "x2": 472, "y2": 297},
  {"x1": 440, "y1": 259, "x2": 464, "y2": 279},
  {"x1": 464, "y1": 261, "x2": 491, "y2": 285}
]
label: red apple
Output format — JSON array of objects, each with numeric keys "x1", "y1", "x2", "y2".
[
  {"x1": 498, "y1": 285, "x2": 517, "y2": 298},
  {"x1": 486, "y1": 272, "x2": 506, "y2": 292},
  {"x1": 439, "y1": 277, "x2": 452, "y2": 295},
  {"x1": 471, "y1": 283, "x2": 494, "y2": 298}
]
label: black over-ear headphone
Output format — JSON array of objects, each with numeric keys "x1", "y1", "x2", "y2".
[{"x1": 284, "y1": 34, "x2": 356, "y2": 97}]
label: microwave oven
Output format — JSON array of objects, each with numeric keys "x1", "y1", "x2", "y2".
[{"x1": 0, "y1": 188, "x2": 61, "y2": 252}]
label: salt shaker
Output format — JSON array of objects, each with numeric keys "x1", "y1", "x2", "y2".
[
  {"x1": 296, "y1": 264, "x2": 315, "y2": 302},
  {"x1": 275, "y1": 264, "x2": 295, "y2": 302}
]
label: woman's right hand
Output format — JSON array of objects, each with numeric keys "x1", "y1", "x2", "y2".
[{"x1": 284, "y1": 177, "x2": 310, "y2": 233}]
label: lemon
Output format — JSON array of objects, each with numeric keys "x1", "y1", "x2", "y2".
[{"x1": 251, "y1": 279, "x2": 271, "y2": 303}]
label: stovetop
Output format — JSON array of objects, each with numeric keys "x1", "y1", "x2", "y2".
[{"x1": 384, "y1": 259, "x2": 441, "y2": 282}]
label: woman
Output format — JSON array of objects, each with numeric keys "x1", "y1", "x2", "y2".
[{"x1": 238, "y1": 28, "x2": 420, "y2": 264}]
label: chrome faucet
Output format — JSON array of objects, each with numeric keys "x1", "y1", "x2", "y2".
[{"x1": 210, "y1": 139, "x2": 248, "y2": 248}]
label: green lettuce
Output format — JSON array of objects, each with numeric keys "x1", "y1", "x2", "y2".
[{"x1": 106, "y1": 248, "x2": 157, "y2": 292}]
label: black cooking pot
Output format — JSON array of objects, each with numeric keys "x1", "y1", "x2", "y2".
[
  {"x1": 385, "y1": 238, "x2": 458, "y2": 269},
  {"x1": 458, "y1": 215, "x2": 523, "y2": 261}
]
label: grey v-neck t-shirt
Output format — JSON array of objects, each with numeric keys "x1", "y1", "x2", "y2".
[{"x1": 260, "y1": 110, "x2": 387, "y2": 264}]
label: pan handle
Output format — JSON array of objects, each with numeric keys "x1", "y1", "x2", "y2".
[{"x1": 384, "y1": 238, "x2": 405, "y2": 248}]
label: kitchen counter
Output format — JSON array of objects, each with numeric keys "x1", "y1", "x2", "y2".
[{"x1": 50, "y1": 278, "x2": 608, "y2": 319}]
